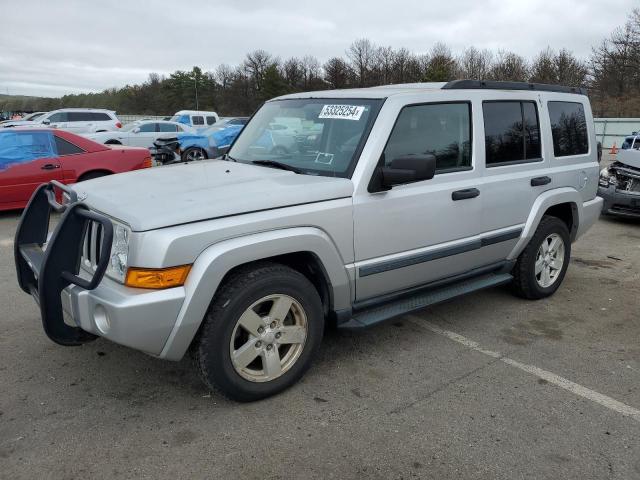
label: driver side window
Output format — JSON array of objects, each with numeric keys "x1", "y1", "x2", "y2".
[
  {"x1": 384, "y1": 102, "x2": 472, "y2": 173},
  {"x1": 138, "y1": 123, "x2": 156, "y2": 133}
]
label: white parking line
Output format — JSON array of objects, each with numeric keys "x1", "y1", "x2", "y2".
[
  {"x1": 408, "y1": 316, "x2": 640, "y2": 423},
  {"x1": 0, "y1": 238, "x2": 14, "y2": 248}
]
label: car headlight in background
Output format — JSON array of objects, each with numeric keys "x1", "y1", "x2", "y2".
[
  {"x1": 598, "y1": 167, "x2": 617, "y2": 188},
  {"x1": 105, "y1": 222, "x2": 130, "y2": 283}
]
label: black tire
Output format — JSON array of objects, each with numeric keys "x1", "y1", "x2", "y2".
[
  {"x1": 78, "y1": 171, "x2": 110, "y2": 182},
  {"x1": 511, "y1": 215, "x2": 571, "y2": 299},
  {"x1": 271, "y1": 145, "x2": 289, "y2": 156},
  {"x1": 181, "y1": 147, "x2": 207, "y2": 162},
  {"x1": 194, "y1": 262, "x2": 324, "y2": 402},
  {"x1": 104, "y1": 139, "x2": 121, "y2": 145}
]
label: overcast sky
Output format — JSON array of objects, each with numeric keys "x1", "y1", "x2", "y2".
[{"x1": 1, "y1": 0, "x2": 635, "y2": 97}]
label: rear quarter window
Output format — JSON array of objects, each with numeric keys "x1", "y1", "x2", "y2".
[
  {"x1": 54, "y1": 136, "x2": 84, "y2": 155},
  {"x1": 548, "y1": 101, "x2": 588, "y2": 157}
]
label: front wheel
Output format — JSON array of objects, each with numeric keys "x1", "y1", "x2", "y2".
[
  {"x1": 181, "y1": 147, "x2": 206, "y2": 162},
  {"x1": 194, "y1": 262, "x2": 324, "y2": 401},
  {"x1": 511, "y1": 216, "x2": 571, "y2": 299}
]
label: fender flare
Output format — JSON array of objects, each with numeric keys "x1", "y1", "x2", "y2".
[
  {"x1": 507, "y1": 187, "x2": 582, "y2": 260},
  {"x1": 158, "y1": 227, "x2": 350, "y2": 360}
]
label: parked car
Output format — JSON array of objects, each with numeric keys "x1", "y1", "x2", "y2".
[
  {"x1": 14, "y1": 81, "x2": 602, "y2": 401},
  {"x1": 0, "y1": 128, "x2": 151, "y2": 211},
  {"x1": 84, "y1": 120, "x2": 195, "y2": 149},
  {"x1": 599, "y1": 133, "x2": 640, "y2": 217},
  {"x1": 3, "y1": 108, "x2": 122, "y2": 133},
  {"x1": 214, "y1": 117, "x2": 249, "y2": 128},
  {"x1": 169, "y1": 110, "x2": 220, "y2": 129},
  {"x1": 173, "y1": 123, "x2": 245, "y2": 161},
  {"x1": 0, "y1": 111, "x2": 47, "y2": 127}
]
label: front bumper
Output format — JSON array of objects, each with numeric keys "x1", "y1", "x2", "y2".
[
  {"x1": 14, "y1": 182, "x2": 185, "y2": 356},
  {"x1": 61, "y1": 276, "x2": 184, "y2": 355},
  {"x1": 598, "y1": 185, "x2": 640, "y2": 218}
]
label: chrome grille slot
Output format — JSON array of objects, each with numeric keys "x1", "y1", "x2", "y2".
[{"x1": 81, "y1": 220, "x2": 106, "y2": 271}]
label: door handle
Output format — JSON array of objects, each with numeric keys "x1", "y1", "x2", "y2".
[
  {"x1": 41, "y1": 164, "x2": 60, "y2": 170},
  {"x1": 530, "y1": 176, "x2": 551, "y2": 186},
  {"x1": 451, "y1": 188, "x2": 480, "y2": 201}
]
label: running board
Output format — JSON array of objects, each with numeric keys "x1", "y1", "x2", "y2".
[{"x1": 339, "y1": 273, "x2": 513, "y2": 330}]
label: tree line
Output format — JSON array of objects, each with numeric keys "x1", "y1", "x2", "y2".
[{"x1": 2, "y1": 9, "x2": 638, "y2": 118}]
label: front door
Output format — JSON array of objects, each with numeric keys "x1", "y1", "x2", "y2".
[
  {"x1": 0, "y1": 130, "x2": 63, "y2": 208},
  {"x1": 353, "y1": 101, "x2": 485, "y2": 301}
]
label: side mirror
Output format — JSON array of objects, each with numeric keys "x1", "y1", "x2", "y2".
[
  {"x1": 133, "y1": 127, "x2": 140, "y2": 133},
  {"x1": 380, "y1": 154, "x2": 436, "y2": 189},
  {"x1": 42, "y1": 119, "x2": 51, "y2": 125}
]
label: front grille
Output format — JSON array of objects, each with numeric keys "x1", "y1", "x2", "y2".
[{"x1": 81, "y1": 220, "x2": 105, "y2": 271}]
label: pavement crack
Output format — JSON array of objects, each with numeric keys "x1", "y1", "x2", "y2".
[{"x1": 386, "y1": 357, "x2": 502, "y2": 415}]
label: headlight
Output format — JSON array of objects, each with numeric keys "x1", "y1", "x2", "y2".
[
  {"x1": 599, "y1": 167, "x2": 616, "y2": 188},
  {"x1": 105, "y1": 222, "x2": 130, "y2": 282}
]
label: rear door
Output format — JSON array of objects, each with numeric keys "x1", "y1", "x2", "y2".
[
  {"x1": 0, "y1": 131, "x2": 62, "y2": 208},
  {"x1": 478, "y1": 97, "x2": 547, "y2": 264}
]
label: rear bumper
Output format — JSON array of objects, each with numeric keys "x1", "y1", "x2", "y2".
[
  {"x1": 598, "y1": 185, "x2": 640, "y2": 218},
  {"x1": 575, "y1": 196, "x2": 604, "y2": 239}
]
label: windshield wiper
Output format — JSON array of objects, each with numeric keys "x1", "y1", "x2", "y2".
[
  {"x1": 223, "y1": 153, "x2": 238, "y2": 162},
  {"x1": 252, "y1": 160, "x2": 302, "y2": 174}
]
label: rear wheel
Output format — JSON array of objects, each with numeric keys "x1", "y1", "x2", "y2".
[
  {"x1": 104, "y1": 139, "x2": 121, "y2": 145},
  {"x1": 181, "y1": 147, "x2": 206, "y2": 162},
  {"x1": 194, "y1": 262, "x2": 324, "y2": 402},
  {"x1": 511, "y1": 216, "x2": 571, "y2": 299}
]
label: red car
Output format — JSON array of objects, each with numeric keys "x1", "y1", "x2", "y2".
[{"x1": 0, "y1": 128, "x2": 152, "y2": 211}]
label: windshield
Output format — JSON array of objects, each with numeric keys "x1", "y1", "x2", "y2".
[
  {"x1": 228, "y1": 98, "x2": 382, "y2": 177},
  {"x1": 24, "y1": 112, "x2": 45, "y2": 121}
]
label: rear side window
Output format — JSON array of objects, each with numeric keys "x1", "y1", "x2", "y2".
[
  {"x1": 54, "y1": 136, "x2": 84, "y2": 155},
  {"x1": 483, "y1": 101, "x2": 541, "y2": 166},
  {"x1": 383, "y1": 102, "x2": 472, "y2": 173},
  {"x1": 206, "y1": 116, "x2": 216, "y2": 125},
  {"x1": 67, "y1": 112, "x2": 93, "y2": 122},
  {"x1": 90, "y1": 112, "x2": 112, "y2": 121},
  {"x1": 192, "y1": 116, "x2": 204, "y2": 125},
  {"x1": 548, "y1": 101, "x2": 588, "y2": 157}
]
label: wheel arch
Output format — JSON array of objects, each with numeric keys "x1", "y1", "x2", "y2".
[
  {"x1": 77, "y1": 169, "x2": 115, "y2": 182},
  {"x1": 158, "y1": 227, "x2": 351, "y2": 361},
  {"x1": 507, "y1": 188, "x2": 583, "y2": 261}
]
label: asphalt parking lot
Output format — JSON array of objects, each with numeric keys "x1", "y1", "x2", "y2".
[{"x1": 1, "y1": 205, "x2": 639, "y2": 479}]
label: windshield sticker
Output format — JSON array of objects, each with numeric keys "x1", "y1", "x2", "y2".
[
  {"x1": 314, "y1": 152, "x2": 334, "y2": 165},
  {"x1": 318, "y1": 105, "x2": 365, "y2": 121}
]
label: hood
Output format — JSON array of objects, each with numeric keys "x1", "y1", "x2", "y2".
[
  {"x1": 74, "y1": 159, "x2": 353, "y2": 231},
  {"x1": 617, "y1": 149, "x2": 640, "y2": 169}
]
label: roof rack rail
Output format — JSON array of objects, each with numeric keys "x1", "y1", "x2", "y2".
[{"x1": 443, "y1": 80, "x2": 587, "y2": 95}]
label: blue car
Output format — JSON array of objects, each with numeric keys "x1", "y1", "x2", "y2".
[{"x1": 178, "y1": 124, "x2": 245, "y2": 161}]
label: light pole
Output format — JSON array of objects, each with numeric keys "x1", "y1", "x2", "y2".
[{"x1": 194, "y1": 77, "x2": 199, "y2": 110}]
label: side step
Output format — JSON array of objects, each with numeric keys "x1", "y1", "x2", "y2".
[{"x1": 339, "y1": 273, "x2": 513, "y2": 330}]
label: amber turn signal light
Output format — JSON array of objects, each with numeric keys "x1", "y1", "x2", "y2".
[
  {"x1": 142, "y1": 156, "x2": 153, "y2": 168},
  {"x1": 125, "y1": 265, "x2": 191, "y2": 289}
]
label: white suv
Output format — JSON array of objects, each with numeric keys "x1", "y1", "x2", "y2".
[{"x1": 35, "y1": 108, "x2": 122, "y2": 133}]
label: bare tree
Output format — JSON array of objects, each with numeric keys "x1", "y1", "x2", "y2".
[
  {"x1": 347, "y1": 38, "x2": 376, "y2": 86},
  {"x1": 423, "y1": 43, "x2": 457, "y2": 81},
  {"x1": 457, "y1": 47, "x2": 494, "y2": 80},
  {"x1": 489, "y1": 50, "x2": 529, "y2": 81}
]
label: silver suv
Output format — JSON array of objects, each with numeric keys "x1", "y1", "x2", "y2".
[{"x1": 15, "y1": 81, "x2": 603, "y2": 401}]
